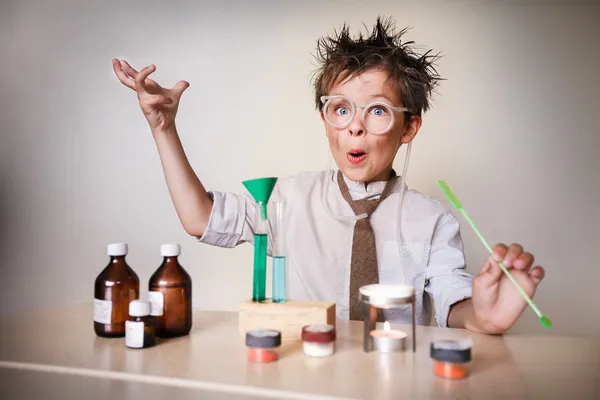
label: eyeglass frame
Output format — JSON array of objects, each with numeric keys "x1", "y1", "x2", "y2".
[{"x1": 320, "y1": 95, "x2": 411, "y2": 135}]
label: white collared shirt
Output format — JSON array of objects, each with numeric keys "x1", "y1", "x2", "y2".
[{"x1": 198, "y1": 169, "x2": 473, "y2": 327}]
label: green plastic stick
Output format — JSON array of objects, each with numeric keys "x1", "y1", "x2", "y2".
[{"x1": 438, "y1": 180, "x2": 552, "y2": 329}]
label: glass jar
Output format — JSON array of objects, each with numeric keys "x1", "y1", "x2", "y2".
[
  {"x1": 430, "y1": 338, "x2": 472, "y2": 379},
  {"x1": 246, "y1": 329, "x2": 281, "y2": 363},
  {"x1": 302, "y1": 324, "x2": 336, "y2": 357}
]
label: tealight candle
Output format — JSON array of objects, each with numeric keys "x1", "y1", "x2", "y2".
[{"x1": 370, "y1": 321, "x2": 407, "y2": 353}]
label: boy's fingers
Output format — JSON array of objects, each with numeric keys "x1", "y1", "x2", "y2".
[
  {"x1": 530, "y1": 266, "x2": 545, "y2": 285},
  {"x1": 487, "y1": 256, "x2": 504, "y2": 281},
  {"x1": 513, "y1": 252, "x2": 534, "y2": 271},
  {"x1": 135, "y1": 64, "x2": 156, "y2": 94},
  {"x1": 123, "y1": 60, "x2": 161, "y2": 89},
  {"x1": 502, "y1": 243, "x2": 523, "y2": 267},
  {"x1": 120, "y1": 60, "x2": 138, "y2": 77},
  {"x1": 492, "y1": 243, "x2": 508, "y2": 262},
  {"x1": 112, "y1": 59, "x2": 135, "y2": 89}
]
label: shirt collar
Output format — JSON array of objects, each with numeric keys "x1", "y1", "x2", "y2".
[{"x1": 341, "y1": 173, "x2": 388, "y2": 196}]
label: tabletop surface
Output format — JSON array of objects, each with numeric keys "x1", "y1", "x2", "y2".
[{"x1": 1, "y1": 303, "x2": 599, "y2": 399}]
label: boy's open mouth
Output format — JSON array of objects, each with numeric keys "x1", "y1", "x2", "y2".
[{"x1": 347, "y1": 149, "x2": 367, "y2": 164}]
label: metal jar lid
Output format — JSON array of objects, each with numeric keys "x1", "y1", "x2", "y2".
[
  {"x1": 301, "y1": 324, "x2": 336, "y2": 343},
  {"x1": 246, "y1": 329, "x2": 281, "y2": 348},
  {"x1": 430, "y1": 338, "x2": 472, "y2": 363}
]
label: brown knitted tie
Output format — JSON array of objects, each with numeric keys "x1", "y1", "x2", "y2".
[{"x1": 337, "y1": 169, "x2": 398, "y2": 321}]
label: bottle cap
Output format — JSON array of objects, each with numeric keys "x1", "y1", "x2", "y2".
[
  {"x1": 430, "y1": 338, "x2": 472, "y2": 363},
  {"x1": 129, "y1": 300, "x2": 151, "y2": 317},
  {"x1": 107, "y1": 243, "x2": 128, "y2": 256},
  {"x1": 161, "y1": 243, "x2": 181, "y2": 257},
  {"x1": 245, "y1": 329, "x2": 281, "y2": 348},
  {"x1": 301, "y1": 324, "x2": 336, "y2": 343}
]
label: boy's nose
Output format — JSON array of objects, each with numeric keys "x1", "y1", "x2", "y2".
[{"x1": 347, "y1": 113, "x2": 365, "y2": 136}]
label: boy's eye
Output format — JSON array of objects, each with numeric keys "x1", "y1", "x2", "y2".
[
  {"x1": 370, "y1": 107, "x2": 387, "y2": 116},
  {"x1": 335, "y1": 106, "x2": 350, "y2": 116}
]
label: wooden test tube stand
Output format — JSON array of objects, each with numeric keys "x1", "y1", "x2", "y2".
[{"x1": 238, "y1": 299, "x2": 336, "y2": 342}]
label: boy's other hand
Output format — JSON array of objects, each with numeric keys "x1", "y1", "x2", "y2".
[
  {"x1": 471, "y1": 243, "x2": 545, "y2": 333},
  {"x1": 112, "y1": 59, "x2": 189, "y2": 132}
]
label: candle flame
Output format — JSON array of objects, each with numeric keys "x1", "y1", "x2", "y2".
[{"x1": 384, "y1": 321, "x2": 390, "y2": 331}]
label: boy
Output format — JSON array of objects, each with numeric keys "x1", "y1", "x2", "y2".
[{"x1": 112, "y1": 17, "x2": 545, "y2": 334}]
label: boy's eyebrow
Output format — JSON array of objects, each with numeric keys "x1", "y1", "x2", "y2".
[
  {"x1": 368, "y1": 93, "x2": 394, "y2": 102},
  {"x1": 326, "y1": 93, "x2": 398, "y2": 105}
]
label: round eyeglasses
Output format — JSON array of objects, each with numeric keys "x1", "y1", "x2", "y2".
[{"x1": 320, "y1": 95, "x2": 410, "y2": 135}]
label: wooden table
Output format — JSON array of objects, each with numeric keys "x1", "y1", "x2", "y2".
[{"x1": 0, "y1": 303, "x2": 598, "y2": 399}]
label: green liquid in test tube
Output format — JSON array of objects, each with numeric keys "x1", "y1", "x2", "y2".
[
  {"x1": 243, "y1": 177, "x2": 278, "y2": 303},
  {"x1": 253, "y1": 232, "x2": 268, "y2": 302},
  {"x1": 272, "y1": 201, "x2": 286, "y2": 303}
]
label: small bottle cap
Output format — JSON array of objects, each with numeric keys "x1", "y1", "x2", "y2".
[
  {"x1": 161, "y1": 243, "x2": 181, "y2": 257},
  {"x1": 245, "y1": 329, "x2": 281, "y2": 348},
  {"x1": 107, "y1": 243, "x2": 128, "y2": 256},
  {"x1": 430, "y1": 338, "x2": 472, "y2": 363},
  {"x1": 129, "y1": 300, "x2": 151, "y2": 317},
  {"x1": 301, "y1": 324, "x2": 336, "y2": 343}
]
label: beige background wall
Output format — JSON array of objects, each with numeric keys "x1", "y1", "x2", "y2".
[{"x1": 1, "y1": 0, "x2": 598, "y2": 337}]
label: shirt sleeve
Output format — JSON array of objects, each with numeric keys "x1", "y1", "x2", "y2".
[
  {"x1": 424, "y1": 211, "x2": 473, "y2": 328},
  {"x1": 195, "y1": 188, "x2": 279, "y2": 252}
]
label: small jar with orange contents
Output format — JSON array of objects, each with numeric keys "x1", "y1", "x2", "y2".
[
  {"x1": 430, "y1": 338, "x2": 472, "y2": 379},
  {"x1": 246, "y1": 329, "x2": 281, "y2": 363}
]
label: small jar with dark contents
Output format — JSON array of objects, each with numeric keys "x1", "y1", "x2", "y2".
[
  {"x1": 246, "y1": 329, "x2": 281, "y2": 363},
  {"x1": 125, "y1": 300, "x2": 156, "y2": 349},
  {"x1": 430, "y1": 338, "x2": 472, "y2": 379}
]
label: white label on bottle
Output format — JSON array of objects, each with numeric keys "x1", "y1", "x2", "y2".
[
  {"x1": 148, "y1": 291, "x2": 164, "y2": 316},
  {"x1": 125, "y1": 321, "x2": 144, "y2": 348},
  {"x1": 93, "y1": 298, "x2": 112, "y2": 324}
]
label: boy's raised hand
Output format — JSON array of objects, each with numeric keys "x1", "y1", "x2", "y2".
[
  {"x1": 112, "y1": 59, "x2": 189, "y2": 132},
  {"x1": 471, "y1": 243, "x2": 546, "y2": 333}
]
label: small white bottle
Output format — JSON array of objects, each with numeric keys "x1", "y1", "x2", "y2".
[{"x1": 125, "y1": 300, "x2": 156, "y2": 349}]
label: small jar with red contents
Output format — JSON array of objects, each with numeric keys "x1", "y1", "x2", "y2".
[
  {"x1": 430, "y1": 338, "x2": 472, "y2": 379},
  {"x1": 302, "y1": 324, "x2": 336, "y2": 357},
  {"x1": 246, "y1": 329, "x2": 281, "y2": 363}
]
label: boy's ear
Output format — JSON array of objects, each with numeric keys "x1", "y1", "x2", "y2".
[
  {"x1": 401, "y1": 115, "x2": 422, "y2": 144},
  {"x1": 320, "y1": 111, "x2": 328, "y2": 135}
]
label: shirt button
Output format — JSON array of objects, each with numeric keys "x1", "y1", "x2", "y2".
[{"x1": 402, "y1": 245, "x2": 410, "y2": 253}]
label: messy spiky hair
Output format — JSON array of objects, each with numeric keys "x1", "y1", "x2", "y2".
[{"x1": 312, "y1": 16, "x2": 443, "y2": 116}]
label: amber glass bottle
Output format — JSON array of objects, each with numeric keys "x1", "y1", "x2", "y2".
[
  {"x1": 148, "y1": 244, "x2": 192, "y2": 337},
  {"x1": 94, "y1": 243, "x2": 140, "y2": 337}
]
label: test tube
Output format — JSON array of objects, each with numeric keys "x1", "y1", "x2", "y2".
[
  {"x1": 242, "y1": 177, "x2": 277, "y2": 303},
  {"x1": 253, "y1": 204, "x2": 268, "y2": 302},
  {"x1": 272, "y1": 201, "x2": 286, "y2": 303}
]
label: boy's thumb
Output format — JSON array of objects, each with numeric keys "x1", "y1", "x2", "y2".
[
  {"x1": 477, "y1": 256, "x2": 504, "y2": 287},
  {"x1": 173, "y1": 81, "x2": 190, "y2": 97}
]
